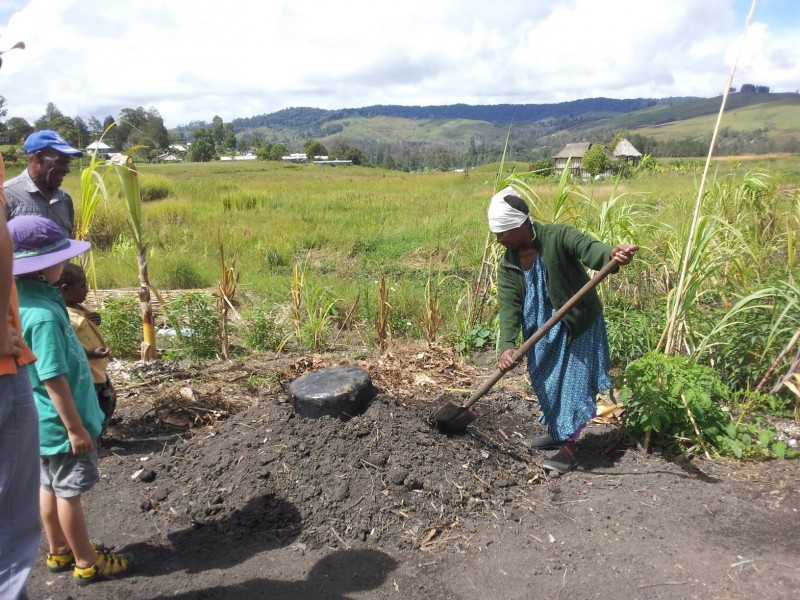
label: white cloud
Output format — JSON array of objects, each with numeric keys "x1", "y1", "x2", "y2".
[{"x1": 0, "y1": 0, "x2": 797, "y2": 126}]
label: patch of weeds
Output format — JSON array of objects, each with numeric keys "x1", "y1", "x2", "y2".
[
  {"x1": 162, "y1": 260, "x2": 210, "y2": 289},
  {"x1": 452, "y1": 322, "x2": 496, "y2": 356},
  {"x1": 244, "y1": 306, "x2": 286, "y2": 352},
  {"x1": 731, "y1": 389, "x2": 796, "y2": 419},
  {"x1": 622, "y1": 351, "x2": 797, "y2": 460},
  {"x1": 98, "y1": 295, "x2": 142, "y2": 359},
  {"x1": 139, "y1": 175, "x2": 175, "y2": 202},
  {"x1": 717, "y1": 421, "x2": 798, "y2": 460},
  {"x1": 621, "y1": 351, "x2": 730, "y2": 454},
  {"x1": 163, "y1": 292, "x2": 221, "y2": 360}
]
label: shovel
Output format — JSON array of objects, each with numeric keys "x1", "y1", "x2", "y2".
[{"x1": 433, "y1": 257, "x2": 621, "y2": 433}]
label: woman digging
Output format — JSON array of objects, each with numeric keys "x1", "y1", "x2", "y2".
[{"x1": 489, "y1": 187, "x2": 637, "y2": 475}]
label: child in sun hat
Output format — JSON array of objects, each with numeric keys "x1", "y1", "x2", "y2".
[{"x1": 9, "y1": 215, "x2": 133, "y2": 586}]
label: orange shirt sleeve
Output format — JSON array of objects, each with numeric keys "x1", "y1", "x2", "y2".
[{"x1": 0, "y1": 152, "x2": 36, "y2": 374}]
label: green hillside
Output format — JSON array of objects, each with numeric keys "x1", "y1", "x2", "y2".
[
  {"x1": 562, "y1": 93, "x2": 800, "y2": 144},
  {"x1": 630, "y1": 95, "x2": 800, "y2": 143},
  {"x1": 235, "y1": 93, "x2": 797, "y2": 148}
]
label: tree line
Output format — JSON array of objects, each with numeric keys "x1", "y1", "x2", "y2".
[{"x1": 2, "y1": 95, "x2": 794, "y2": 172}]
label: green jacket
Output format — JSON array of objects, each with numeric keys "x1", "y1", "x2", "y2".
[{"x1": 497, "y1": 221, "x2": 613, "y2": 352}]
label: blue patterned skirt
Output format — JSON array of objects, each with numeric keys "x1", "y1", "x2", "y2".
[{"x1": 522, "y1": 256, "x2": 611, "y2": 442}]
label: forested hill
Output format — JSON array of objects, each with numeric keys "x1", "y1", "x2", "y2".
[{"x1": 227, "y1": 97, "x2": 699, "y2": 131}]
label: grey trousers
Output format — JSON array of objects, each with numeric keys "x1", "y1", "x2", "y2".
[{"x1": 0, "y1": 369, "x2": 40, "y2": 600}]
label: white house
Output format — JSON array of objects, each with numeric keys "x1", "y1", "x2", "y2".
[
  {"x1": 281, "y1": 153, "x2": 308, "y2": 163},
  {"x1": 86, "y1": 140, "x2": 113, "y2": 157}
]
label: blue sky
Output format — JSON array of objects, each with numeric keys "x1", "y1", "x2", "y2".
[{"x1": 0, "y1": 0, "x2": 797, "y2": 127}]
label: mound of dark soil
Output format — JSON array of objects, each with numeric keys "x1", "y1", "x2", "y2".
[{"x1": 24, "y1": 346, "x2": 800, "y2": 599}]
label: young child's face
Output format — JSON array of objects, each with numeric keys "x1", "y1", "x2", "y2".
[
  {"x1": 41, "y1": 262, "x2": 65, "y2": 285},
  {"x1": 59, "y1": 269, "x2": 88, "y2": 302}
]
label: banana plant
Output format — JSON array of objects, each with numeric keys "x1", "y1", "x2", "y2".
[{"x1": 111, "y1": 154, "x2": 157, "y2": 360}]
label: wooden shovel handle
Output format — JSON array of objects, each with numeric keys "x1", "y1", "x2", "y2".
[{"x1": 460, "y1": 257, "x2": 621, "y2": 411}]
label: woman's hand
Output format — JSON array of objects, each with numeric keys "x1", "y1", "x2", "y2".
[
  {"x1": 610, "y1": 244, "x2": 639, "y2": 265},
  {"x1": 498, "y1": 349, "x2": 520, "y2": 371}
]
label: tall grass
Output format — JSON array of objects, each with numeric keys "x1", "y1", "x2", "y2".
[{"x1": 59, "y1": 158, "x2": 799, "y2": 368}]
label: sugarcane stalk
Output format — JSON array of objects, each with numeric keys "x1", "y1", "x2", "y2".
[
  {"x1": 664, "y1": 0, "x2": 756, "y2": 354},
  {"x1": 112, "y1": 154, "x2": 156, "y2": 361}
]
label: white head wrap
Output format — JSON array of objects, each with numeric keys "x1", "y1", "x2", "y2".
[{"x1": 487, "y1": 186, "x2": 530, "y2": 233}]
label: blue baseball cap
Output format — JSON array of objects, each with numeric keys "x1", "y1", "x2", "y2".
[{"x1": 23, "y1": 130, "x2": 83, "y2": 157}]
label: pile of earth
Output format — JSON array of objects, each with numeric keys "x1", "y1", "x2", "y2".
[
  {"x1": 100, "y1": 347, "x2": 558, "y2": 554},
  {"x1": 24, "y1": 344, "x2": 800, "y2": 600}
]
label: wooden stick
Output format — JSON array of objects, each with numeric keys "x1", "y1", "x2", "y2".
[{"x1": 682, "y1": 393, "x2": 711, "y2": 459}]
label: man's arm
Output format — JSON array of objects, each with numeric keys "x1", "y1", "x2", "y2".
[{"x1": 0, "y1": 159, "x2": 21, "y2": 358}]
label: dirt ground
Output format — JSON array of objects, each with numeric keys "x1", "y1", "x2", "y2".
[{"x1": 26, "y1": 343, "x2": 800, "y2": 600}]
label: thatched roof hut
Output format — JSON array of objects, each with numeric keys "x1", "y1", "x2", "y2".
[{"x1": 613, "y1": 138, "x2": 642, "y2": 161}]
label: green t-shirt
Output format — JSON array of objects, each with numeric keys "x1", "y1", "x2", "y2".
[{"x1": 17, "y1": 278, "x2": 104, "y2": 455}]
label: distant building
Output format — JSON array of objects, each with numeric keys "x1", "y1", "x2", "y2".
[
  {"x1": 553, "y1": 139, "x2": 640, "y2": 177},
  {"x1": 220, "y1": 155, "x2": 257, "y2": 161},
  {"x1": 313, "y1": 159, "x2": 353, "y2": 166},
  {"x1": 86, "y1": 140, "x2": 113, "y2": 158},
  {"x1": 553, "y1": 142, "x2": 603, "y2": 177},
  {"x1": 612, "y1": 138, "x2": 643, "y2": 166},
  {"x1": 281, "y1": 153, "x2": 308, "y2": 163}
]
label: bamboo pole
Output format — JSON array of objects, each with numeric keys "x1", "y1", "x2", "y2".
[{"x1": 663, "y1": 0, "x2": 757, "y2": 355}]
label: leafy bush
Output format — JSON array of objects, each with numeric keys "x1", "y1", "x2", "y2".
[
  {"x1": 452, "y1": 322, "x2": 496, "y2": 356},
  {"x1": 163, "y1": 292, "x2": 221, "y2": 360},
  {"x1": 604, "y1": 302, "x2": 662, "y2": 370},
  {"x1": 98, "y1": 295, "x2": 142, "y2": 358},
  {"x1": 622, "y1": 352, "x2": 731, "y2": 453},
  {"x1": 243, "y1": 305, "x2": 285, "y2": 352},
  {"x1": 528, "y1": 159, "x2": 554, "y2": 178},
  {"x1": 622, "y1": 352, "x2": 795, "y2": 460}
]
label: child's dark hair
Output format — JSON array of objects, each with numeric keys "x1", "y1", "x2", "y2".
[
  {"x1": 55, "y1": 262, "x2": 85, "y2": 288},
  {"x1": 503, "y1": 194, "x2": 529, "y2": 214}
]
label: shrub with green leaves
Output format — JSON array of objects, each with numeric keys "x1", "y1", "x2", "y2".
[
  {"x1": 244, "y1": 305, "x2": 285, "y2": 352},
  {"x1": 452, "y1": 322, "x2": 496, "y2": 356},
  {"x1": 98, "y1": 295, "x2": 142, "y2": 358},
  {"x1": 622, "y1": 351, "x2": 731, "y2": 453},
  {"x1": 622, "y1": 352, "x2": 795, "y2": 460},
  {"x1": 605, "y1": 302, "x2": 662, "y2": 370},
  {"x1": 163, "y1": 292, "x2": 221, "y2": 360}
]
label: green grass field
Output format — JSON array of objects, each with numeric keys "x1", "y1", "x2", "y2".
[{"x1": 5, "y1": 154, "x2": 799, "y2": 353}]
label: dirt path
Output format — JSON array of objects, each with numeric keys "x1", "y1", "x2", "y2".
[{"x1": 25, "y1": 348, "x2": 800, "y2": 599}]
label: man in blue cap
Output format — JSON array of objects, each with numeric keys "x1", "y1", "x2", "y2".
[{"x1": 4, "y1": 130, "x2": 83, "y2": 238}]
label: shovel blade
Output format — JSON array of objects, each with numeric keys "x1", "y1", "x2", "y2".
[{"x1": 433, "y1": 396, "x2": 477, "y2": 433}]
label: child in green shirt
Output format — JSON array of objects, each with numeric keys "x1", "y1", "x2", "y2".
[{"x1": 10, "y1": 215, "x2": 132, "y2": 586}]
